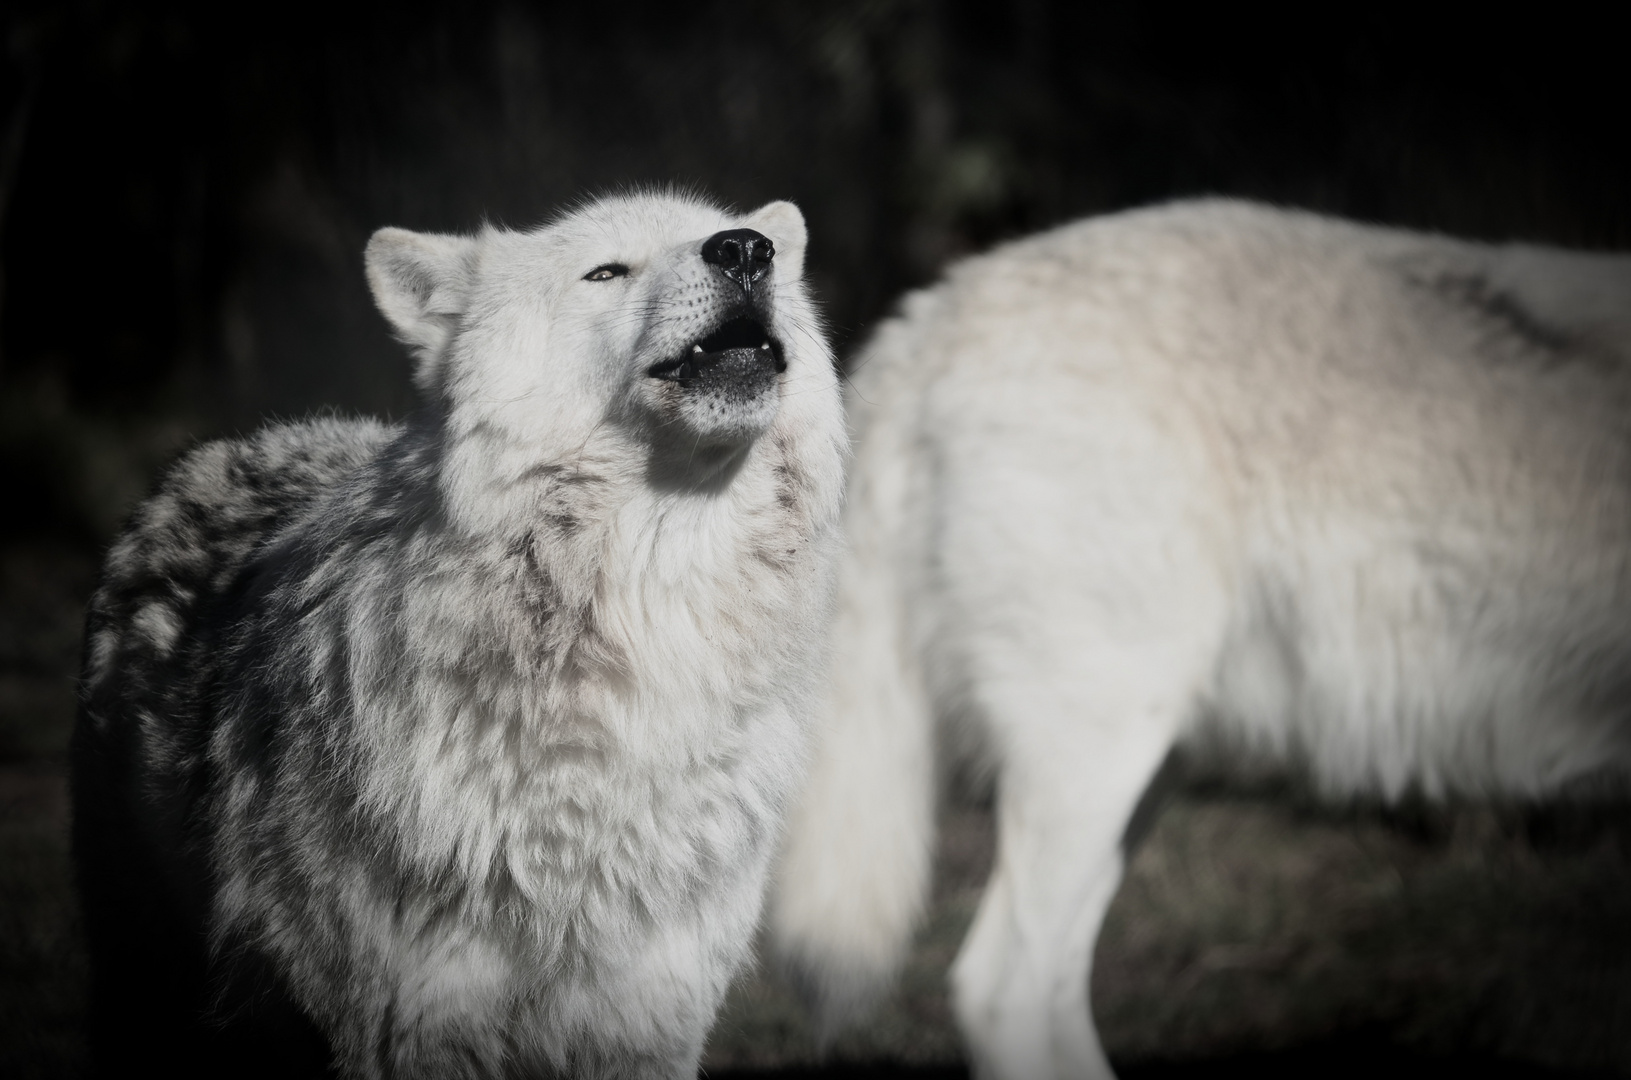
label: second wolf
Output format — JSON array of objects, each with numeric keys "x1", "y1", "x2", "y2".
[{"x1": 772, "y1": 199, "x2": 1631, "y2": 1080}]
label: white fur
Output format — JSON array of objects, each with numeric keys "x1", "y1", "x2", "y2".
[{"x1": 771, "y1": 200, "x2": 1631, "y2": 1079}]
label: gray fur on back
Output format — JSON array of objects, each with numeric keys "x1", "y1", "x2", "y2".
[{"x1": 73, "y1": 192, "x2": 846, "y2": 1079}]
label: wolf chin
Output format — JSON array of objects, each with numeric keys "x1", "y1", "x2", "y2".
[
  {"x1": 72, "y1": 191, "x2": 846, "y2": 1079},
  {"x1": 770, "y1": 200, "x2": 1631, "y2": 1080}
]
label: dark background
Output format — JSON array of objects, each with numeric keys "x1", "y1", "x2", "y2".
[
  {"x1": 3, "y1": 3, "x2": 1630, "y2": 1078},
  {"x1": 5, "y1": 2, "x2": 1629, "y2": 513}
]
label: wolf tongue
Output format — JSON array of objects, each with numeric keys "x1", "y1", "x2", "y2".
[{"x1": 692, "y1": 345, "x2": 758, "y2": 372}]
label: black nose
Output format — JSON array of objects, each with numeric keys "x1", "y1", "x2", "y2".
[{"x1": 701, "y1": 229, "x2": 774, "y2": 293}]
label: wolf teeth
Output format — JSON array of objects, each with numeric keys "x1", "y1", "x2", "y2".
[
  {"x1": 760, "y1": 342, "x2": 770, "y2": 350},
  {"x1": 692, "y1": 344, "x2": 703, "y2": 353}
]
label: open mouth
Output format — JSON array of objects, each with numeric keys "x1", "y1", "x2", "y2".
[{"x1": 649, "y1": 317, "x2": 786, "y2": 382}]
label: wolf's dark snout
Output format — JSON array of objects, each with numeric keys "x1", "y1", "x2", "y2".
[{"x1": 702, "y1": 229, "x2": 774, "y2": 293}]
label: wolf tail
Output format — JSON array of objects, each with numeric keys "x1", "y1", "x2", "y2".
[{"x1": 769, "y1": 312, "x2": 939, "y2": 1039}]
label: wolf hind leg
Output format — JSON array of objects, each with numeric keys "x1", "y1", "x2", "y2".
[{"x1": 950, "y1": 675, "x2": 1189, "y2": 1080}]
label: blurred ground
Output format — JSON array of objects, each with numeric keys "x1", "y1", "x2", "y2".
[
  {"x1": 5, "y1": 536, "x2": 1630, "y2": 1079},
  {"x1": 1, "y1": 542, "x2": 94, "y2": 1079},
  {"x1": 704, "y1": 798, "x2": 1631, "y2": 1079}
]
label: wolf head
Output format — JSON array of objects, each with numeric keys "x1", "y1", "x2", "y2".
[{"x1": 364, "y1": 193, "x2": 827, "y2": 479}]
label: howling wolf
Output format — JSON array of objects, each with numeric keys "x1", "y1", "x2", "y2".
[
  {"x1": 72, "y1": 191, "x2": 846, "y2": 1079},
  {"x1": 770, "y1": 200, "x2": 1631, "y2": 1080}
]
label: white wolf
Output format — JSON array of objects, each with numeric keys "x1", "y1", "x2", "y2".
[
  {"x1": 771, "y1": 199, "x2": 1631, "y2": 1080},
  {"x1": 72, "y1": 191, "x2": 845, "y2": 1079}
]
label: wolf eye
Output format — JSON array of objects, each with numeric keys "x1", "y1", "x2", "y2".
[{"x1": 583, "y1": 264, "x2": 629, "y2": 282}]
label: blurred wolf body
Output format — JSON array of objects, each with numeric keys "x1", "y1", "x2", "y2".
[
  {"x1": 71, "y1": 192, "x2": 846, "y2": 1079},
  {"x1": 772, "y1": 200, "x2": 1631, "y2": 1080}
]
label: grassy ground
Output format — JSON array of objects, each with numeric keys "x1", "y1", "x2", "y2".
[{"x1": 4, "y1": 539, "x2": 1630, "y2": 1078}]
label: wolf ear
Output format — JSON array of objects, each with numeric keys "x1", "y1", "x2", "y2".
[
  {"x1": 365, "y1": 227, "x2": 478, "y2": 390},
  {"x1": 742, "y1": 201, "x2": 808, "y2": 282}
]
